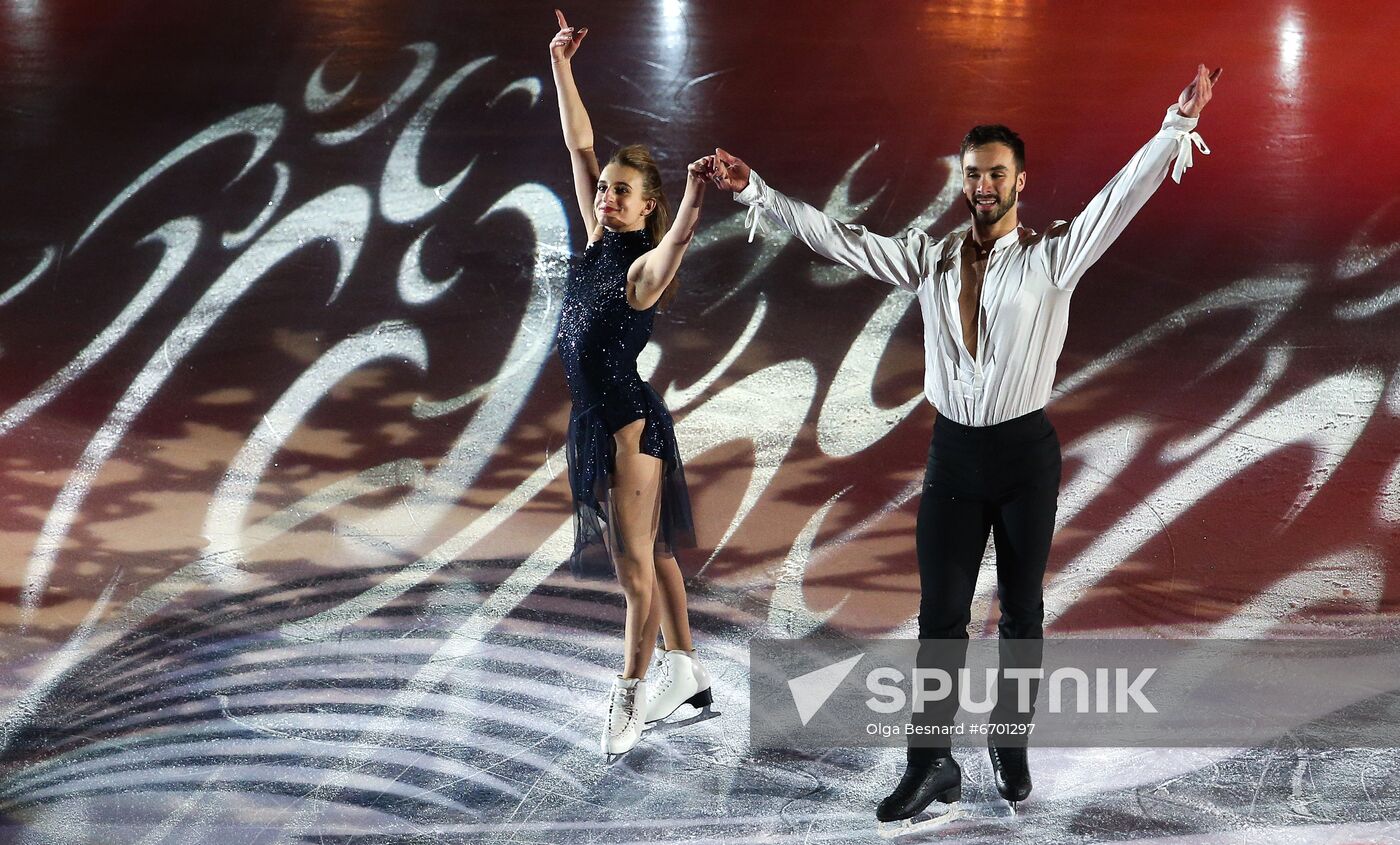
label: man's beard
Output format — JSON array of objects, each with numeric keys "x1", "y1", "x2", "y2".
[{"x1": 965, "y1": 189, "x2": 1018, "y2": 225}]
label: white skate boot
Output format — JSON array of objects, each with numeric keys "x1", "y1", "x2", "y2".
[
  {"x1": 601, "y1": 676, "x2": 646, "y2": 759},
  {"x1": 644, "y1": 649, "x2": 714, "y2": 725}
]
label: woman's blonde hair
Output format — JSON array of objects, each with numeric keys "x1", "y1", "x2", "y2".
[{"x1": 609, "y1": 144, "x2": 678, "y2": 309}]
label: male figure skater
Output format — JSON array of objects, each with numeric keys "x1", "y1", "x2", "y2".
[{"x1": 709, "y1": 65, "x2": 1220, "y2": 827}]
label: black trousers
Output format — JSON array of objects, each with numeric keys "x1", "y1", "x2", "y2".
[{"x1": 908, "y1": 408, "x2": 1061, "y2": 763}]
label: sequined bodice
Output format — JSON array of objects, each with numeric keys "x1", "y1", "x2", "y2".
[
  {"x1": 556, "y1": 228, "x2": 656, "y2": 408},
  {"x1": 555, "y1": 228, "x2": 694, "y2": 577}
]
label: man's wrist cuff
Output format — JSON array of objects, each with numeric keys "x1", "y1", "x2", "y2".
[
  {"x1": 734, "y1": 170, "x2": 764, "y2": 205},
  {"x1": 1163, "y1": 104, "x2": 1199, "y2": 131}
]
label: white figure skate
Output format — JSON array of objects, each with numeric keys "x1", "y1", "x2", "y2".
[
  {"x1": 601, "y1": 675, "x2": 646, "y2": 760},
  {"x1": 644, "y1": 649, "x2": 714, "y2": 725}
]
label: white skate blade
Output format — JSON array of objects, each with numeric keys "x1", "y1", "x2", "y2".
[{"x1": 876, "y1": 802, "x2": 965, "y2": 838}]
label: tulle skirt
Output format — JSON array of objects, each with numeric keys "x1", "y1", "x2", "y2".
[{"x1": 564, "y1": 384, "x2": 696, "y2": 579}]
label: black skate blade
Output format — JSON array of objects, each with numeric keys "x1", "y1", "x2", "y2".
[{"x1": 876, "y1": 802, "x2": 965, "y2": 838}]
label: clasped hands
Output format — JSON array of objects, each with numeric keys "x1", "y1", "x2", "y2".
[{"x1": 689, "y1": 149, "x2": 751, "y2": 194}]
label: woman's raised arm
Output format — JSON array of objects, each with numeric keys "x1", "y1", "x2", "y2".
[{"x1": 550, "y1": 9, "x2": 601, "y2": 238}]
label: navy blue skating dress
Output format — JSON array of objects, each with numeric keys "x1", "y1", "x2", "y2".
[{"x1": 556, "y1": 227, "x2": 696, "y2": 578}]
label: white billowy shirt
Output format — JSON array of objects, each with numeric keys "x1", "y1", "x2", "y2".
[{"x1": 735, "y1": 105, "x2": 1207, "y2": 427}]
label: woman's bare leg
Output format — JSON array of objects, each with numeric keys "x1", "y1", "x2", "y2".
[
  {"x1": 637, "y1": 552, "x2": 692, "y2": 661},
  {"x1": 652, "y1": 553, "x2": 694, "y2": 653},
  {"x1": 610, "y1": 419, "x2": 664, "y2": 679},
  {"x1": 638, "y1": 576, "x2": 664, "y2": 662}
]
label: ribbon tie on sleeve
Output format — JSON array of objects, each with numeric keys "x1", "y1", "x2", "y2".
[
  {"x1": 743, "y1": 199, "x2": 766, "y2": 243},
  {"x1": 1170, "y1": 129, "x2": 1210, "y2": 184}
]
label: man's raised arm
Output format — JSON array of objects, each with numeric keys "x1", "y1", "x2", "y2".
[
  {"x1": 1042, "y1": 65, "x2": 1222, "y2": 291},
  {"x1": 711, "y1": 148, "x2": 929, "y2": 293}
]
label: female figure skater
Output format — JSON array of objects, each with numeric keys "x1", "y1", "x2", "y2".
[{"x1": 550, "y1": 9, "x2": 715, "y2": 758}]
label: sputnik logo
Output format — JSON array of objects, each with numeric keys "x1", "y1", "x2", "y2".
[{"x1": 787, "y1": 653, "x2": 864, "y2": 726}]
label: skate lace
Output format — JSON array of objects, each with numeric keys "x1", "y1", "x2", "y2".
[
  {"x1": 649, "y1": 657, "x2": 672, "y2": 696},
  {"x1": 990, "y1": 745, "x2": 1024, "y2": 770},
  {"x1": 607, "y1": 685, "x2": 638, "y2": 735}
]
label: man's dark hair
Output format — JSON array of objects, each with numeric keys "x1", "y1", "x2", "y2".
[{"x1": 960, "y1": 125, "x2": 1025, "y2": 172}]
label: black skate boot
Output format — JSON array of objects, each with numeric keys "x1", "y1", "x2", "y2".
[
  {"x1": 875, "y1": 755, "x2": 963, "y2": 837},
  {"x1": 988, "y1": 745, "x2": 1032, "y2": 810}
]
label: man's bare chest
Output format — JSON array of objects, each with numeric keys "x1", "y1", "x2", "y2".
[{"x1": 956, "y1": 249, "x2": 990, "y2": 358}]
